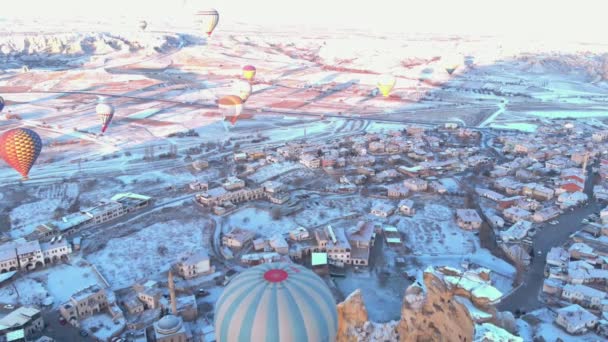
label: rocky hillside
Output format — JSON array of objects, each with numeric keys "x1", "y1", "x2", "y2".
[
  {"x1": 337, "y1": 268, "x2": 522, "y2": 342},
  {"x1": 0, "y1": 32, "x2": 185, "y2": 68}
]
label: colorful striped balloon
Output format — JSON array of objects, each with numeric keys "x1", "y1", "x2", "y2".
[
  {"x1": 242, "y1": 65, "x2": 256, "y2": 82},
  {"x1": 215, "y1": 263, "x2": 338, "y2": 342},
  {"x1": 0, "y1": 128, "x2": 42, "y2": 180},
  {"x1": 96, "y1": 101, "x2": 115, "y2": 133}
]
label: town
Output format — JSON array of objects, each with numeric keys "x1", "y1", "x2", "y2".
[{"x1": 2, "y1": 114, "x2": 608, "y2": 341}]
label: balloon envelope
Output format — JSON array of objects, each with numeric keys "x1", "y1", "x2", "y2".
[
  {"x1": 232, "y1": 81, "x2": 252, "y2": 101},
  {"x1": 242, "y1": 65, "x2": 256, "y2": 81},
  {"x1": 96, "y1": 102, "x2": 115, "y2": 133},
  {"x1": 0, "y1": 96, "x2": 4, "y2": 112},
  {"x1": 377, "y1": 74, "x2": 396, "y2": 97},
  {"x1": 218, "y1": 95, "x2": 243, "y2": 122},
  {"x1": 139, "y1": 20, "x2": 147, "y2": 31},
  {"x1": 0, "y1": 128, "x2": 42, "y2": 180},
  {"x1": 215, "y1": 263, "x2": 338, "y2": 342},
  {"x1": 196, "y1": 8, "x2": 219, "y2": 37}
]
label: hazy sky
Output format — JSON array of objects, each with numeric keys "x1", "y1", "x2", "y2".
[{"x1": 3, "y1": 0, "x2": 606, "y2": 42}]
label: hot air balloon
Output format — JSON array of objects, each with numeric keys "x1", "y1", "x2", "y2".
[
  {"x1": 0, "y1": 96, "x2": 4, "y2": 113},
  {"x1": 232, "y1": 80, "x2": 252, "y2": 101},
  {"x1": 242, "y1": 65, "x2": 256, "y2": 82},
  {"x1": 377, "y1": 74, "x2": 396, "y2": 97},
  {"x1": 196, "y1": 8, "x2": 219, "y2": 37},
  {"x1": 0, "y1": 128, "x2": 42, "y2": 180},
  {"x1": 445, "y1": 64, "x2": 459, "y2": 75},
  {"x1": 419, "y1": 68, "x2": 434, "y2": 82},
  {"x1": 96, "y1": 98, "x2": 115, "y2": 133},
  {"x1": 139, "y1": 20, "x2": 148, "y2": 31},
  {"x1": 218, "y1": 95, "x2": 243, "y2": 125},
  {"x1": 215, "y1": 263, "x2": 338, "y2": 342}
]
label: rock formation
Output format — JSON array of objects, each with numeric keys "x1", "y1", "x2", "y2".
[{"x1": 337, "y1": 271, "x2": 476, "y2": 342}]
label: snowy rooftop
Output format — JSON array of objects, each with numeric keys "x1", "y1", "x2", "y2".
[
  {"x1": 500, "y1": 220, "x2": 533, "y2": 241},
  {"x1": 0, "y1": 244, "x2": 17, "y2": 262},
  {"x1": 556, "y1": 304, "x2": 597, "y2": 326},
  {"x1": 110, "y1": 192, "x2": 151, "y2": 202},
  {"x1": 0, "y1": 307, "x2": 40, "y2": 328},
  {"x1": 563, "y1": 284, "x2": 607, "y2": 299},
  {"x1": 347, "y1": 222, "x2": 375, "y2": 243},
  {"x1": 473, "y1": 323, "x2": 523, "y2": 342},
  {"x1": 546, "y1": 247, "x2": 569, "y2": 263},
  {"x1": 15, "y1": 240, "x2": 41, "y2": 255},
  {"x1": 179, "y1": 250, "x2": 209, "y2": 265},
  {"x1": 456, "y1": 209, "x2": 482, "y2": 223}
]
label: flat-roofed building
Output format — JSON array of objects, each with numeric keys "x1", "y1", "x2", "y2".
[
  {"x1": 0, "y1": 307, "x2": 44, "y2": 339},
  {"x1": 455, "y1": 209, "x2": 482, "y2": 230},
  {"x1": 176, "y1": 250, "x2": 213, "y2": 279},
  {"x1": 222, "y1": 228, "x2": 255, "y2": 249}
]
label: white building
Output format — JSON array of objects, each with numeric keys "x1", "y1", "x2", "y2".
[
  {"x1": 85, "y1": 201, "x2": 126, "y2": 224},
  {"x1": 398, "y1": 199, "x2": 415, "y2": 216},
  {"x1": 0, "y1": 307, "x2": 44, "y2": 339},
  {"x1": 370, "y1": 203, "x2": 395, "y2": 218},
  {"x1": 15, "y1": 240, "x2": 44, "y2": 271},
  {"x1": 500, "y1": 221, "x2": 533, "y2": 242},
  {"x1": 387, "y1": 184, "x2": 410, "y2": 198},
  {"x1": 223, "y1": 177, "x2": 245, "y2": 191},
  {"x1": 269, "y1": 235, "x2": 289, "y2": 255},
  {"x1": 455, "y1": 209, "x2": 482, "y2": 230},
  {"x1": 176, "y1": 250, "x2": 213, "y2": 279},
  {"x1": 0, "y1": 244, "x2": 19, "y2": 273},
  {"x1": 532, "y1": 206, "x2": 560, "y2": 222},
  {"x1": 300, "y1": 154, "x2": 321, "y2": 168},
  {"x1": 555, "y1": 304, "x2": 598, "y2": 335},
  {"x1": 562, "y1": 284, "x2": 607, "y2": 309},
  {"x1": 222, "y1": 228, "x2": 255, "y2": 249},
  {"x1": 546, "y1": 247, "x2": 569, "y2": 269},
  {"x1": 40, "y1": 238, "x2": 71, "y2": 265},
  {"x1": 403, "y1": 178, "x2": 428, "y2": 192},
  {"x1": 502, "y1": 207, "x2": 531, "y2": 222},
  {"x1": 288, "y1": 227, "x2": 310, "y2": 241}
]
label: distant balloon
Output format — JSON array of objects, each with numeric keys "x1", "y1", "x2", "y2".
[
  {"x1": 218, "y1": 95, "x2": 243, "y2": 125},
  {"x1": 139, "y1": 20, "x2": 148, "y2": 31},
  {"x1": 242, "y1": 65, "x2": 256, "y2": 82},
  {"x1": 377, "y1": 74, "x2": 396, "y2": 97},
  {"x1": 96, "y1": 99, "x2": 115, "y2": 133},
  {"x1": 0, "y1": 96, "x2": 4, "y2": 112},
  {"x1": 419, "y1": 68, "x2": 434, "y2": 82},
  {"x1": 445, "y1": 64, "x2": 459, "y2": 75},
  {"x1": 215, "y1": 263, "x2": 338, "y2": 342},
  {"x1": 196, "y1": 8, "x2": 219, "y2": 37},
  {"x1": 0, "y1": 128, "x2": 42, "y2": 180},
  {"x1": 464, "y1": 56, "x2": 475, "y2": 67},
  {"x1": 232, "y1": 80, "x2": 252, "y2": 101}
]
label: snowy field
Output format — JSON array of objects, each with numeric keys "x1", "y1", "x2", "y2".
[
  {"x1": 0, "y1": 259, "x2": 103, "y2": 308},
  {"x1": 247, "y1": 162, "x2": 303, "y2": 183},
  {"x1": 223, "y1": 207, "x2": 294, "y2": 237},
  {"x1": 396, "y1": 203, "x2": 477, "y2": 255},
  {"x1": 86, "y1": 219, "x2": 207, "y2": 289}
]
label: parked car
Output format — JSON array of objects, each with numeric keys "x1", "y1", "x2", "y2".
[
  {"x1": 79, "y1": 329, "x2": 89, "y2": 337},
  {"x1": 196, "y1": 289, "x2": 210, "y2": 297}
]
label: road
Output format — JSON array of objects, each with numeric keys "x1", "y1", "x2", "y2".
[
  {"x1": 41, "y1": 311, "x2": 95, "y2": 342},
  {"x1": 497, "y1": 167, "x2": 599, "y2": 313}
]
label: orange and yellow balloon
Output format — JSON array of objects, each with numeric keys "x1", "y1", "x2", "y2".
[
  {"x1": 0, "y1": 128, "x2": 42, "y2": 180},
  {"x1": 242, "y1": 65, "x2": 256, "y2": 82},
  {"x1": 218, "y1": 95, "x2": 244, "y2": 126},
  {"x1": 377, "y1": 74, "x2": 396, "y2": 97}
]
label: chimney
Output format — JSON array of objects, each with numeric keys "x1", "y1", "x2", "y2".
[{"x1": 168, "y1": 271, "x2": 177, "y2": 315}]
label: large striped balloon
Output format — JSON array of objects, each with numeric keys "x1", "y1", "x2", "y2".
[
  {"x1": 0, "y1": 128, "x2": 42, "y2": 180},
  {"x1": 196, "y1": 8, "x2": 219, "y2": 37},
  {"x1": 215, "y1": 263, "x2": 338, "y2": 342}
]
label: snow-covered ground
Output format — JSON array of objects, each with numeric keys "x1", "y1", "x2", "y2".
[
  {"x1": 81, "y1": 314, "x2": 126, "y2": 341},
  {"x1": 86, "y1": 219, "x2": 208, "y2": 289}
]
